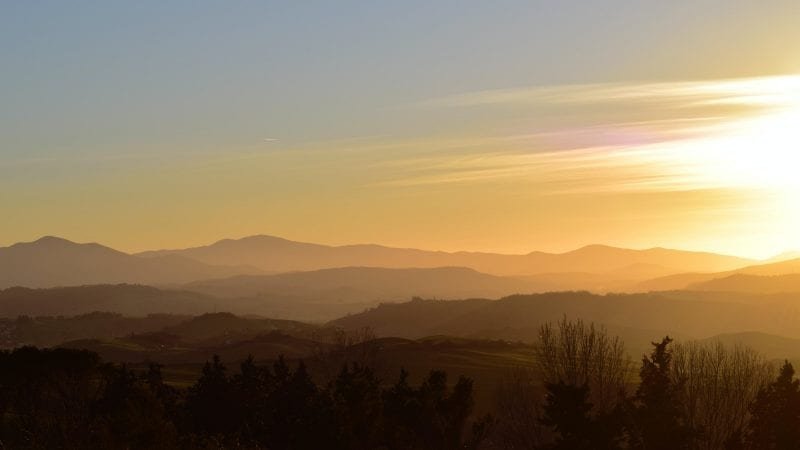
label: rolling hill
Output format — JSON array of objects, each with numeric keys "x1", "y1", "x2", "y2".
[
  {"x1": 181, "y1": 266, "x2": 540, "y2": 302},
  {"x1": 0, "y1": 284, "x2": 225, "y2": 317},
  {"x1": 330, "y1": 291, "x2": 800, "y2": 345}
]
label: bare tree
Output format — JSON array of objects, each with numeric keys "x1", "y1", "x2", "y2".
[
  {"x1": 532, "y1": 317, "x2": 632, "y2": 413},
  {"x1": 671, "y1": 341, "x2": 774, "y2": 450},
  {"x1": 489, "y1": 367, "x2": 551, "y2": 449}
]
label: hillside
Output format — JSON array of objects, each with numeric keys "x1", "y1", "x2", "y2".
[
  {"x1": 159, "y1": 312, "x2": 321, "y2": 344},
  {"x1": 0, "y1": 237, "x2": 260, "y2": 289},
  {"x1": 0, "y1": 283, "x2": 388, "y2": 322},
  {"x1": 0, "y1": 284, "x2": 227, "y2": 317},
  {"x1": 330, "y1": 291, "x2": 800, "y2": 343},
  {"x1": 700, "y1": 332, "x2": 800, "y2": 361},
  {"x1": 0, "y1": 312, "x2": 189, "y2": 348}
]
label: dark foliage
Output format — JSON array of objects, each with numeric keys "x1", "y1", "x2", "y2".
[
  {"x1": 625, "y1": 337, "x2": 696, "y2": 450},
  {"x1": 0, "y1": 347, "x2": 485, "y2": 449},
  {"x1": 744, "y1": 361, "x2": 800, "y2": 449},
  {"x1": 538, "y1": 381, "x2": 624, "y2": 450},
  {"x1": 4, "y1": 332, "x2": 799, "y2": 450}
]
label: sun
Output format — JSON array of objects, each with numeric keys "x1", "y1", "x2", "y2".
[
  {"x1": 666, "y1": 75, "x2": 800, "y2": 193},
  {"x1": 631, "y1": 75, "x2": 800, "y2": 258}
]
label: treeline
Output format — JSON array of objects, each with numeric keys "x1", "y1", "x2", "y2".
[
  {"x1": 3, "y1": 320, "x2": 800, "y2": 449},
  {"x1": 0, "y1": 347, "x2": 488, "y2": 449},
  {"x1": 489, "y1": 318, "x2": 798, "y2": 450}
]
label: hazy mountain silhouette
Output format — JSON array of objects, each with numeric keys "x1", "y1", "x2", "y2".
[
  {"x1": 0, "y1": 284, "x2": 224, "y2": 317},
  {"x1": 181, "y1": 266, "x2": 542, "y2": 302},
  {"x1": 636, "y1": 257, "x2": 800, "y2": 292},
  {"x1": 0, "y1": 237, "x2": 260, "y2": 289},
  {"x1": 690, "y1": 273, "x2": 800, "y2": 293},
  {"x1": 0, "y1": 283, "x2": 381, "y2": 322},
  {"x1": 137, "y1": 235, "x2": 753, "y2": 277}
]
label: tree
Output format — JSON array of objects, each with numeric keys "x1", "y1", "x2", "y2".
[
  {"x1": 382, "y1": 370, "x2": 481, "y2": 450},
  {"x1": 745, "y1": 361, "x2": 800, "y2": 449},
  {"x1": 629, "y1": 336, "x2": 695, "y2": 450},
  {"x1": 540, "y1": 382, "x2": 594, "y2": 449},
  {"x1": 491, "y1": 368, "x2": 550, "y2": 449},
  {"x1": 183, "y1": 355, "x2": 241, "y2": 438},
  {"x1": 94, "y1": 364, "x2": 178, "y2": 449},
  {"x1": 330, "y1": 363, "x2": 384, "y2": 449},
  {"x1": 533, "y1": 317, "x2": 631, "y2": 414},
  {"x1": 0, "y1": 347, "x2": 104, "y2": 449},
  {"x1": 671, "y1": 341, "x2": 773, "y2": 449}
]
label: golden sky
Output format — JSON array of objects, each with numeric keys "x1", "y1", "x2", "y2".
[
  {"x1": 4, "y1": 74, "x2": 799, "y2": 258},
  {"x1": 2, "y1": 2, "x2": 800, "y2": 258}
]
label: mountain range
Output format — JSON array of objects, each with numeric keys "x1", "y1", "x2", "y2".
[
  {"x1": 0, "y1": 237, "x2": 259, "y2": 289},
  {"x1": 137, "y1": 235, "x2": 753, "y2": 276},
  {"x1": 0, "y1": 235, "x2": 757, "y2": 290}
]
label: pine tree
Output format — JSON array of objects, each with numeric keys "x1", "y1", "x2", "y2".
[
  {"x1": 629, "y1": 337, "x2": 694, "y2": 450},
  {"x1": 745, "y1": 361, "x2": 800, "y2": 449}
]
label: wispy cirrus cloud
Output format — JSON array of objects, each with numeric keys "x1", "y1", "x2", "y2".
[
  {"x1": 376, "y1": 75, "x2": 800, "y2": 194},
  {"x1": 421, "y1": 75, "x2": 800, "y2": 109}
]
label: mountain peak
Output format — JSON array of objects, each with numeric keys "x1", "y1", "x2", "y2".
[
  {"x1": 569, "y1": 244, "x2": 624, "y2": 254},
  {"x1": 33, "y1": 236, "x2": 74, "y2": 245},
  {"x1": 8, "y1": 236, "x2": 82, "y2": 249}
]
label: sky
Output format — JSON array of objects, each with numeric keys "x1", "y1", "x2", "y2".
[{"x1": 2, "y1": 1, "x2": 800, "y2": 258}]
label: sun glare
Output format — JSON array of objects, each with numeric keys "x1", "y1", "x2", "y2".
[{"x1": 653, "y1": 76, "x2": 800, "y2": 193}]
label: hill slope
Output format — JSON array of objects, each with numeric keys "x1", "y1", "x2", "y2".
[
  {"x1": 0, "y1": 284, "x2": 226, "y2": 317},
  {"x1": 182, "y1": 266, "x2": 541, "y2": 302},
  {"x1": 331, "y1": 291, "x2": 800, "y2": 344}
]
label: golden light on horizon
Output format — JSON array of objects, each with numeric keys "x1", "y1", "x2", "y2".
[
  {"x1": 676, "y1": 75, "x2": 800, "y2": 192},
  {"x1": 611, "y1": 75, "x2": 800, "y2": 258},
  {"x1": 4, "y1": 75, "x2": 800, "y2": 259}
]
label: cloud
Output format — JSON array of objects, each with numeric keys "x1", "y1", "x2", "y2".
[
  {"x1": 375, "y1": 75, "x2": 800, "y2": 194},
  {"x1": 421, "y1": 75, "x2": 800, "y2": 109}
]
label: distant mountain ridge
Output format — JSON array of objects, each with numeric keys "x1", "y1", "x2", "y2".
[
  {"x1": 181, "y1": 266, "x2": 537, "y2": 301},
  {"x1": 0, "y1": 237, "x2": 260, "y2": 289},
  {"x1": 690, "y1": 273, "x2": 800, "y2": 294},
  {"x1": 136, "y1": 234, "x2": 753, "y2": 277},
  {"x1": 635, "y1": 257, "x2": 800, "y2": 292},
  {"x1": 0, "y1": 235, "x2": 761, "y2": 291}
]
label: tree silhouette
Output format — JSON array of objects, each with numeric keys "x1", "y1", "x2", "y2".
[
  {"x1": 629, "y1": 336, "x2": 695, "y2": 450},
  {"x1": 330, "y1": 363, "x2": 383, "y2": 449},
  {"x1": 540, "y1": 382, "x2": 594, "y2": 449},
  {"x1": 539, "y1": 381, "x2": 624, "y2": 450},
  {"x1": 745, "y1": 360, "x2": 800, "y2": 449},
  {"x1": 183, "y1": 354, "x2": 241, "y2": 438}
]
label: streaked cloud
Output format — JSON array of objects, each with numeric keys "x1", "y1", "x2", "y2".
[
  {"x1": 381, "y1": 75, "x2": 800, "y2": 196},
  {"x1": 422, "y1": 75, "x2": 800, "y2": 109}
]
